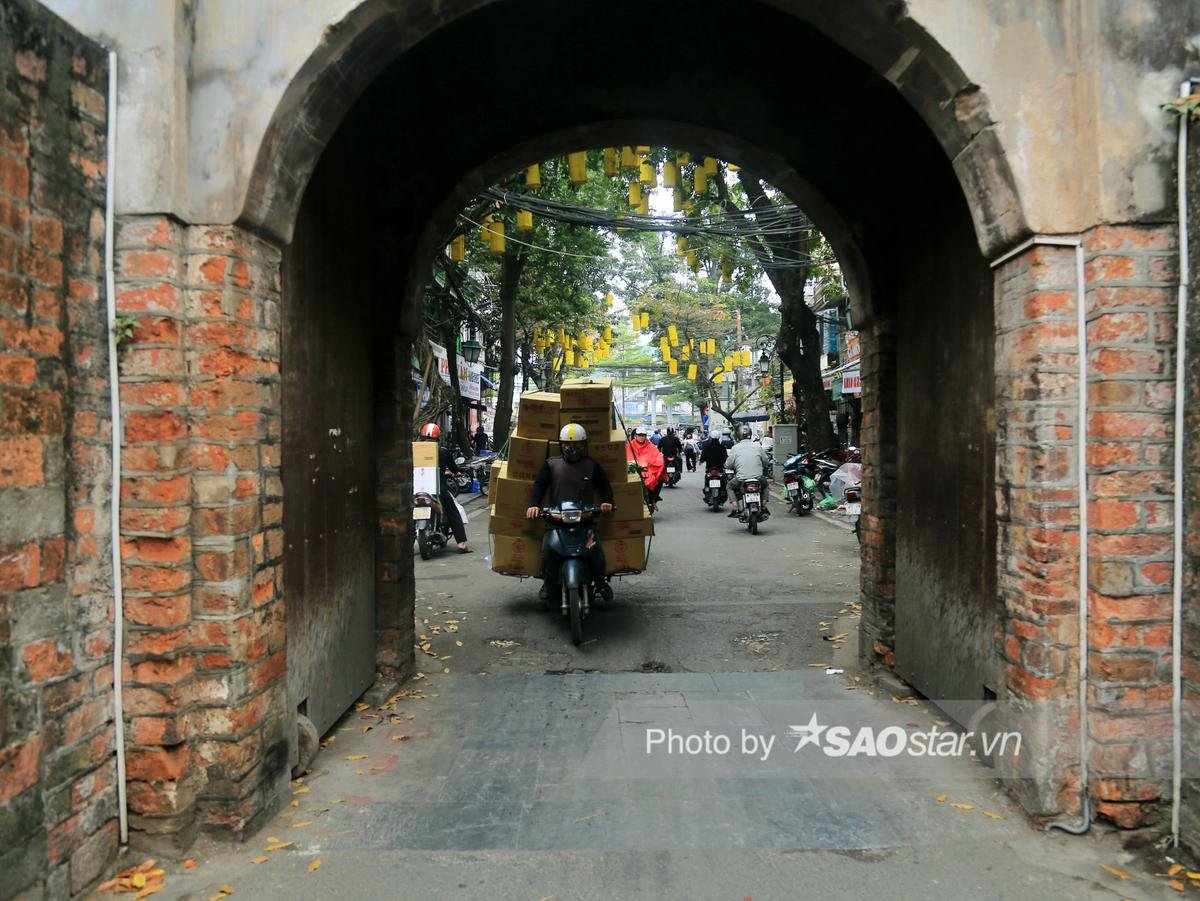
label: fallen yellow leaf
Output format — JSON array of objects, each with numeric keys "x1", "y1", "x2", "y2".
[
  {"x1": 950, "y1": 803, "x2": 974, "y2": 811},
  {"x1": 183, "y1": 859, "x2": 196, "y2": 869},
  {"x1": 982, "y1": 811, "x2": 1003, "y2": 820},
  {"x1": 132, "y1": 873, "x2": 147, "y2": 889},
  {"x1": 293, "y1": 786, "x2": 310, "y2": 795},
  {"x1": 935, "y1": 793, "x2": 947, "y2": 803},
  {"x1": 354, "y1": 703, "x2": 369, "y2": 711},
  {"x1": 1169, "y1": 864, "x2": 1184, "y2": 876},
  {"x1": 267, "y1": 836, "x2": 280, "y2": 843},
  {"x1": 291, "y1": 800, "x2": 299, "y2": 808},
  {"x1": 1167, "y1": 879, "x2": 1185, "y2": 892},
  {"x1": 1187, "y1": 871, "x2": 1200, "y2": 880},
  {"x1": 293, "y1": 821, "x2": 312, "y2": 828},
  {"x1": 1100, "y1": 864, "x2": 1130, "y2": 880},
  {"x1": 134, "y1": 885, "x2": 163, "y2": 900},
  {"x1": 265, "y1": 841, "x2": 294, "y2": 852},
  {"x1": 308, "y1": 859, "x2": 322, "y2": 873},
  {"x1": 208, "y1": 895, "x2": 225, "y2": 901},
  {"x1": 345, "y1": 755, "x2": 368, "y2": 761},
  {"x1": 251, "y1": 856, "x2": 268, "y2": 864},
  {"x1": 219, "y1": 886, "x2": 234, "y2": 896}
]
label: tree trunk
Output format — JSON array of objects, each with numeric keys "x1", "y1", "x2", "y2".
[
  {"x1": 438, "y1": 314, "x2": 472, "y2": 457},
  {"x1": 490, "y1": 247, "x2": 526, "y2": 445}
]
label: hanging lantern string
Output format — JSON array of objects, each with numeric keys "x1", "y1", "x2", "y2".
[
  {"x1": 477, "y1": 188, "x2": 832, "y2": 268},
  {"x1": 458, "y1": 213, "x2": 611, "y2": 261}
]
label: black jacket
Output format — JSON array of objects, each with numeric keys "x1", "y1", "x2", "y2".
[
  {"x1": 699, "y1": 440, "x2": 728, "y2": 471},
  {"x1": 658, "y1": 435, "x2": 682, "y2": 458}
]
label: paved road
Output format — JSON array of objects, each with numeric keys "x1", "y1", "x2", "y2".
[{"x1": 155, "y1": 469, "x2": 1177, "y2": 900}]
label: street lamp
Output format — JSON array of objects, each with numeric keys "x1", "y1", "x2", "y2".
[{"x1": 460, "y1": 336, "x2": 482, "y2": 364}]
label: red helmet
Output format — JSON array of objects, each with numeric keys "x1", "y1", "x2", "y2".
[{"x1": 420, "y1": 423, "x2": 441, "y2": 439}]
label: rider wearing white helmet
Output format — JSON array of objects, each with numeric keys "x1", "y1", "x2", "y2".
[{"x1": 526, "y1": 423, "x2": 615, "y2": 599}]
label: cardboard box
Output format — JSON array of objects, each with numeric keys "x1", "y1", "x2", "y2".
[
  {"x1": 413, "y1": 441, "x2": 439, "y2": 494},
  {"x1": 515, "y1": 391, "x2": 561, "y2": 440},
  {"x1": 609, "y1": 476, "x2": 647, "y2": 521},
  {"x1": 598, "y1": 509, "x2": 655, "y2": 541},
  {"x1": 506, "y1": 435, "x2": 548, "y2": 481},
  {"x1": 493, "y1": 475, "x2": 537, "y2": 517},
  {"x1": 601, "y1": 536, "x2": 647, "y2": 575},
  {"x1": 488, "y1": 505, "x2": 545, "y2": 539},
  {"x1": 559, "y1": 407, "x2": 613, "y2": 435},
  {"x1": 488, "y1": 460, "x2": 505, "y2": 498},
  {"x1": 589, "y1": 428, "x2": 630, "y2": 478},
  {"x1": 560, "y1": 377, "x2": 613, "y2": 410},
  {"x1": 491, "y1": 534, "x2": 542, "y2": 576}
]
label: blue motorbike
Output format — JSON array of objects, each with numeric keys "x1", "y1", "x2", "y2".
[{"x1": 542, "y1": 501, "x2": 612, "y2": 645}]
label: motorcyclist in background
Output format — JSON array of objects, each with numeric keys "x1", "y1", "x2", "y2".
[
  {"x1": 725, "y1": 425, "x2": 771, "y2": 518},
  {"x1": 626, "y1": 425, "x2": 665, "y2": 513},
  {"x1": 420, "y1": 423, "x2": 470, "y2": 552},
  {"x1": 658, "y1": 427, "x2": 682, "y2": 464},
  {"x1": 699, "y1": 429, "x2": 729, "y2": 473},
  {"x1": 683, "y1": 430, "x2": 699, "y2": 471}
]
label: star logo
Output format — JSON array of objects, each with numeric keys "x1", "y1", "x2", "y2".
[{"x1": 787, "y1": 713, "x2": 827, "y2": 751}]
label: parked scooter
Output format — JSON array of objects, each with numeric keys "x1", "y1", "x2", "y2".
[
  {"x1": 541, "y1": 501, "x2": 612, "y2": 645},
  {"x1": 782, "y1": 453, "x2": 815, "y2": 516},
  {"x1": 463, "y1": 451, "x2": 496, "y2": 496},
  {"x1": 663, "y1": 453, "x2": 682, "y2": 488},
  {"x1": 413, "y1": 489, "x2": 456, "y2": 560},
  {"x1": 842, "y1": 482, "x2": 862, "y2": 544},
  {"x1": 795, "y1": 448, "x2": 840, "y2": 495},
  {"x1": 702, "y1": 466, "x2": 728, "y2": 511},
  {"x1": 734, "y1": 475, "x2": 770, "y2": 535}
]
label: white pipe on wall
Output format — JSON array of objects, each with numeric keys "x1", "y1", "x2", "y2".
[
  {"x1": 991, "y1": 233, "x2": 1090, "y2": 834},
  {"x1": 104, "y1": 47, "x2": 129, "y2": 846},
  {"x1": 1170, "y1": 77, "x2": 1196, "y2": 849}
]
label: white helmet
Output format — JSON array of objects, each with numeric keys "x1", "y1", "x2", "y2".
[{"x1": 559, "y1": 423, "x2": 587, "y2": 442}]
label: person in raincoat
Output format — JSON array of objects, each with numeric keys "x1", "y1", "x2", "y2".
[{"x1": 627, "y1": 425, "x2": 665, "y2": 512}]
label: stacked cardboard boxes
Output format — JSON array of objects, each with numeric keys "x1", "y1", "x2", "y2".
[{"x1": 490, "y1": 382, "x2": 652, "y2": 577}]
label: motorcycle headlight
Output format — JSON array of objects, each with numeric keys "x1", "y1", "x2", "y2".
[{"x1": 561, "y1": 509, "x2": 582, "y2": 524}]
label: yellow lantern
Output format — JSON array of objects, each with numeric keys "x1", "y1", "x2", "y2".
[
  {"x1": 516, "y1": 209, "x2": 533, "y2": 231},
  {"x1": 637, "y1": 197, "x2": 649, "y2": 216},
  {"x1": 603, "y1": 325, "x2": 612, "y2": 341},
  {"x1": 630, "y1": 313, "x2": 640, "y2": 330},
  {"x1": 605, "y1": 292, "x2": 614, "y2": 307},
  {"x1": 681, "y1": 344, "x2": 690, "y2": 360},
  {"x1": 620, "y1": 146, "x2": 637, "y2": 169},
  {"x1": 578, "y1": 355, "x2": 589, "y2": 370},
  {"x1": 639, "y1": 159, "x2": 655, "y2": 186},
  {"x1": 687, "y1": 363, "x2": 697, "y2": 380},
  {"x1": 667, "y1": 324, "x2": 679, "y2": 346},
  {"x1": 663, "y1": 163, "x2": 678, "y2": 188},
  {"x1": 559, "y1": 327, "x2": 569, "y2": 346},
  {"x1": 677, "y1": 152, "x2": 690, "y2": 166},
  {"x1": 706, "y1": 339, "x2": 716, "y2": 355},
  {"x1": 712, "y1": 365, "x2": 723, "y2": 376},
  {"x1": 640, "y1": 311, "x2": 650, "y2": 329},
  {"x1": 687, "y1": 249, "x2": 698, "y2": 271},
  {"x1": 659, "y1": 336, "x2": 669, "y2": 353},
  {"x1": 603, "y1": 148, "x2": 619, "y2": 177},
  {"x1": 668, "y1": 360, "x2": 678, "y2": 375},
  {"x1": 714, "y1": 372, "x2": 724, "y2": 384},
  {"x1": 628, "y1": 182, "x2": 642, "y2": 206},
  {"x1": 724, "y1": 354, "x2": 734, "y2": 370},
  {"x1": 727, "y1": 162, "x2": 741, "y2": 172},
  {"x1": 741, "y1": 349, "x2": 753, "y2": 367},
  {"x1": 676, "y1": 235, "x2": 687, "y2": 256},
  {"x1": 695, "y1": 167, "x2": 709, "y2": 194},
  {"x1": 615, "y1": 213, "x2": 628, "y2": 234},
  {"x1": 568, "y1": 151, "x2": 588, "y2": 185},
  {"x1": 703, "y1": 157, "x2": 718, "y2": 176},
  {"x1": 450, "y1": 234, "x2": 465, "y2": 261},
  {"x1": 635, "y1": 145, "x2": 650, "y2": 154},
  {"x1": 489, "y1": 221, "x2": 506, "y2": 254},
  {"x1": 525, "y1": 164, "x2": 542, "y2": 188},
  {"x1": 683, "y1": 199, "x2": 694, "y2": 215},
  {"x1": 721, "y1": 257, "x2": 733, "y2": 283},
  {"x1": 672, "y1": 189, "x2": 681, "y2": 212},
  {"x1": 552, "y1": 355, "x2": 562, "y2": 372},
  {"x1": 565, "y1": 348, "x2": 575, "y2": 366}
]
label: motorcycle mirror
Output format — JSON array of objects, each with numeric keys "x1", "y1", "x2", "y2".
[{"x1": 455, "y1": 456, "x2": 466, "y2": 465}]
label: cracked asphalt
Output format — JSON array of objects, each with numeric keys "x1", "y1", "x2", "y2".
[{"x1": 148, "y1": 469, "x2": 1180, "y2": 900}]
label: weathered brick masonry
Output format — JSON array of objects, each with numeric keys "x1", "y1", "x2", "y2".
[
  {"x1": 990, "y1": 225, "x2": 1178, "y2": 827},
  {"x1": 0, "y1": 1, "x2": 116, "y2": 896},
  {"x1": 113, "y1": 216, "x2": 289, "y2": 850}
]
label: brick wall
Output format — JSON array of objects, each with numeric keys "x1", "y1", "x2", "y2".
[
  {"x1": 0, "y1": 1, "x2": 116, "y2": 896},
  {"x1": 991, "y1": 226, "x2": 1178, "y2": 827},
  {"x1": 858, "y1": 315, "x2": 897, "y2": 664},
  {"x1": 114, "y1": 216, "x2": 288, "y2": 850}
]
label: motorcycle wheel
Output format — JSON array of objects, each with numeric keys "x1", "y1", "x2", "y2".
[
  {"x1": 565, "y1": 584, "x2": 585, "y2": 646},
  {"x1": 748, "y1": 511, "x2": 759, "y2": 535},
  {"x1": 417, "y1": 531, "x2": 432, "y2": 560}
]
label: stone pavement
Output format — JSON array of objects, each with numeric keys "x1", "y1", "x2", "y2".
[{"x1": 142, "y1": 469, "x2": 1181, "y2": 900}]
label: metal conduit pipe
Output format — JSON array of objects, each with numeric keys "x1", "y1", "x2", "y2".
[
  {"x1": 103, "y1": 47, "x2": 129, "y2": 846},
  {"x1": 990, "y1": 234, "x2": 1090, "y2": 834},
  {"x1": 1171, "y1": 77, "x2": 1196, "y2": 849}
]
